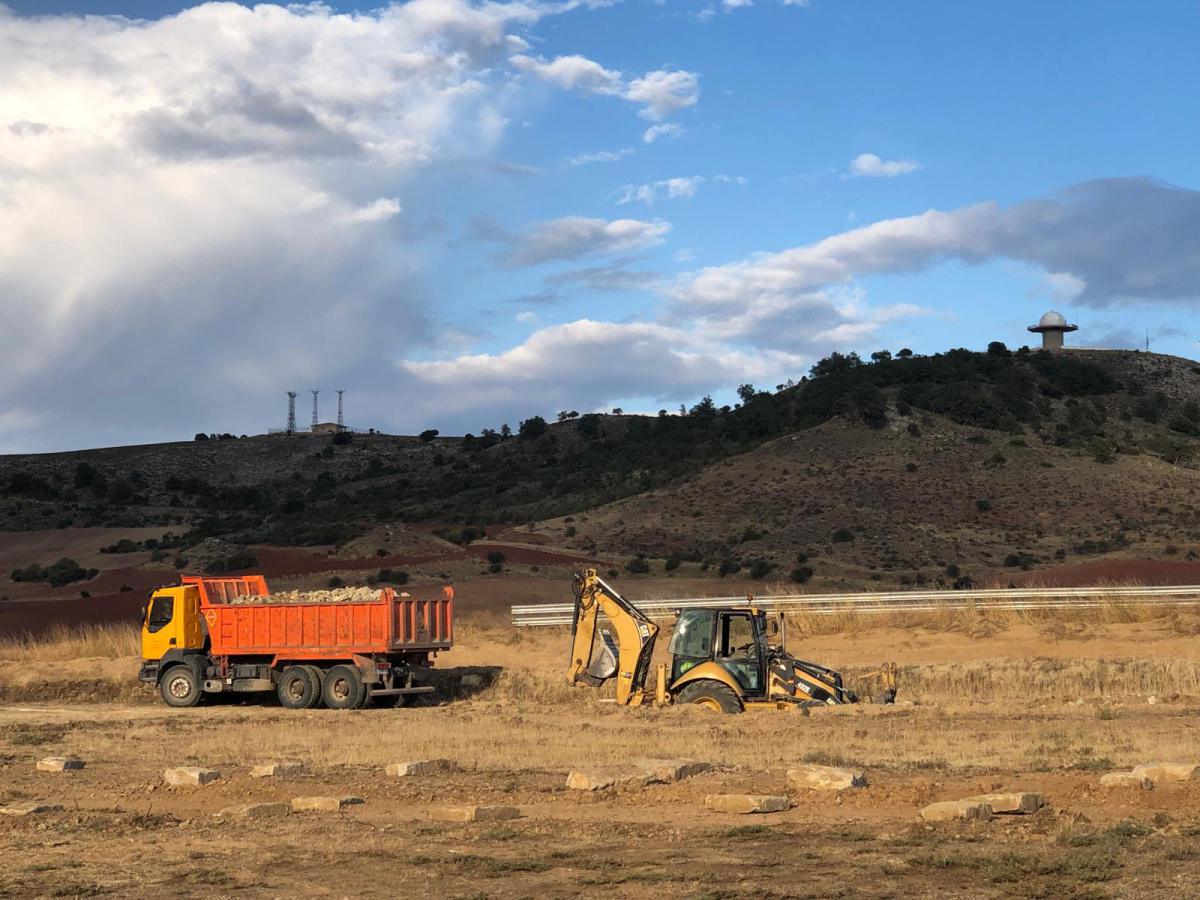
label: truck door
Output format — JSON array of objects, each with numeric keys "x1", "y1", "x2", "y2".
[{"x1": 142, "y1": 591, "x2": 178, "y2": 661}]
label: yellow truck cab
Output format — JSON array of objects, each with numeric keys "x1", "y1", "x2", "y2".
[{"x1": 138, "y1": 583, "x2": 207, "y2": 705}]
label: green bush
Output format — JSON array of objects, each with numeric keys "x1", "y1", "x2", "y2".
[
  {"x1": 975, "y1": 499, "x2": 992, "y2": 512},
  {"x1": 11, "y1": 558, "x2": 98, "y2": 587},
  {"x1": 831, "y1": 528, "x2": 855, "y2": 543},
  {"x1": 664, "y1": 555, "x2": 681, "y2": 571},
  {"x1": 376, "y1": 568, "x2": 409, "y2": 585},
  {"x1": 625, "y1": 556, "x2": 650, "y2": 575},
  {"x1": 748, "y1": 559, "x2": 772, "y2": 579},
  {"x1": 790, "y1": 566, "x2": 814, "y2": 584}
]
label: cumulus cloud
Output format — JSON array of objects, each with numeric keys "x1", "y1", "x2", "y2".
[
  {"x1": 616, "y1": 174, "x2": 746, "y2": 205},
  {"x1": 849, "y1": 153, "x2": 921, "y2": 177},
  {"x1": 0, "y1": 0, "x2": 554, "y2": 450},
  {"x1": 513, "y1": 53, "x2": 698, "y2": 120},
  {"x1": 481, "y1": 216, "x2": 671, "y2": 267},
  {"x1": 397, "y1": 319, "x2": 803, "y2": 424},
  {"x1": 660, "y1": 177, "x2": 1200, "y2": 361}
]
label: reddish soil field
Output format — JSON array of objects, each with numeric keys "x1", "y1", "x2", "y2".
[{"x1": 1013, "y1": 557, "x2": 1200, "y2": 586}]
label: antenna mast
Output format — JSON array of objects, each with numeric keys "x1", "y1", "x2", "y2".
[
  {"x1": 311, "y1": 389, "x2": 320, "y2": 430},
  {"x1": 286, "y1": 391, "x2": 297, "y2": 435},
  {"x1": 337, "y1": 390, "x2": 345, "y2": 429}
]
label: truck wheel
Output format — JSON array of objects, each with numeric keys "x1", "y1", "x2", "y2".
[
  {"x1": 159, "y1": 665, "x2": 201, "y2": 708},
  {"x1": 277, "y1": 666, "x2": 318, "y2": 710},
  {"x1": 301, "y1": 665, "x2": 325, "y2": 709},
  {"x1": 676, "y1": 680, "x2": 743, "y2": 714},
  {"x1": 322, "y1": 665, "x2": 366, "y2": 710}
]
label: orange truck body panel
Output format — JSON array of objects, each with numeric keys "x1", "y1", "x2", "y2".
[{"x1": 182, "y1": 575, "x2": 453, "y2": 662}]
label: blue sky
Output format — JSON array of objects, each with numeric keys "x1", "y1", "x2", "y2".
[{"x1": 1, "y1": 0, "x2": 1197, "y2": 450}]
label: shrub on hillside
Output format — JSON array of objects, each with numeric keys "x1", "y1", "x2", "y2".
[
  {"x1": 11, "y1": 558, "x2": 98, "y2": 588},
  {"x1": 831, "y1": 528, "x2": 855, "y2": 543},
  {"x1": 203, "y1": 550, "x2": 258, "y2": 575},
  {"x1": 790, "y1": 566, "x2": 814, "y2": 584},
  {"x1": 747, "y1": 559, "x2": 772, "y2": 579},
  {"x1": 625, "y1": 556, "x2": 650, "y2": 575}
]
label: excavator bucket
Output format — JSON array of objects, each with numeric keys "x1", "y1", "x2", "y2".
[{"x1": 582, "y1": 630, "x2": 618, "y2": 684}]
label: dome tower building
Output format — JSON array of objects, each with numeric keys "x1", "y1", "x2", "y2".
[{"x1": 1027, "y1": 310, "x2": 1078, "y2": 352}]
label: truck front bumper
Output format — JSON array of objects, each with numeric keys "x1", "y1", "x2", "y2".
[{"x1": 137, "y1": 661, "x2": 159, "y2": 684}]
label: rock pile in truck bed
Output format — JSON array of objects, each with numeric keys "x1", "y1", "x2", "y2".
[{"x1": 229, "y1": 587, "x2": 385, "y2": 605}]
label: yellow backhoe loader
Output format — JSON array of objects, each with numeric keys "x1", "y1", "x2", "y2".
[{"x1": 567, "y1": 569, "x2": 896, "y2": 712}]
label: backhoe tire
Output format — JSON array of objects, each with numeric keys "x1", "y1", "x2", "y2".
[
  {"x1": 676, "y1": 680, "x2": 743, "y2": 714},
  {"x1": 277, "y1": 666, "x2": 319, "y2": 710},
  {"x1": 159, "y1": 665, "x2": 201, "y2": 708},
  {"x1": 322, "y1": 665, "x2": 367, "y2": 710}
]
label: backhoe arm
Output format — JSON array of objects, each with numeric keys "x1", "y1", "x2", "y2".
[{"x1": 567, "y1": 569, "x2": 660, "y2": 706}]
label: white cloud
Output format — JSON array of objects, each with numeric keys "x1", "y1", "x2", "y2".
[
  {"x1": 343, "y1": 197, "x2": 403, "y2": 224},
  {"x1": 398, "y1": 319, "x2": 804, "y2": 423},
  {"x1": 1043, "y1": 271, "x2": 1087, "y2": 301},
  {"x1": 0, "y1": 0, "x2": 558, "y2": 450},
  {"x1": 513, "y1": 54, "x2": 699, "y2": 121},
  {"x1": 565, "y1": 147, "x2": 633, "y2": 167},
  {"x1": 643, "y1": 123, "x2": 684, "y2": 143},
  {"x1": 515, "y1": 310, "x2": 540, "y2": 323},
  {"x1": 511, "y1": 53, "x2": 622, "y2": 94},
  {"x1": 483, "y1": 216, "x2": 672, "y2": 266},
  {"x1": 723, "y1": 0, "x2": 754, "y2": 8},
  {"x1": 625, "y1": 69, "x2": 700, "y2": 120},
  {"x1": 848, "y1": 153, "x2": 921, "y2": 178},
  {"x1": 617, "y1": 175, "x2": 703, "y2": 205}
]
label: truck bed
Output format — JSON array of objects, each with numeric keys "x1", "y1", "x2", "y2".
[{"x1": 183, "y1": 575, "x2": 452, "y2": 660}]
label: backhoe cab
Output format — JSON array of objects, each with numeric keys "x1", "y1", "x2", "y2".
[{"x1": 567, "y1": 569, "x2": 896, "y2": 713}]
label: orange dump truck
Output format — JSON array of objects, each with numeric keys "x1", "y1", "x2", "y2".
[{"x1": 137, "y1": 574, "x2": 453, "y2": 709}]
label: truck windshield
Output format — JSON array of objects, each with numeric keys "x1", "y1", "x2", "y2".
[{"x1": 147, "y1": 595, "x2": 173, "y2": 633}]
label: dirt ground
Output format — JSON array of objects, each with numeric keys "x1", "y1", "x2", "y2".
[{"x1": 2, "y1": 617, "x2": 1199, "y2": 899}]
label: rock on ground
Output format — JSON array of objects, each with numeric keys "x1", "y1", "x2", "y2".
[
  {"x1": 1131, "y1": 762, "x2": 1200, "y2": 784},
  {"x1": 566, "y1": 767, "x2": 652, "y2": 791},
  {"x1": 0, "y1": 802, "x2": 64, "y2": 817},
  {"x1": 218, "y1": 803, "x2": 291, "y2": 819},
  {"x1": 1100, "y1": 772, "x2": 1153, "y2": 789},
  {"x1": 631, "y1": 758, "x2": 712, "y2": 783},
  {"x1": 291, "y1": 796, "x2": 363, "y2": 812},
  {"x1": 37, "y1": 757, "x2": 84, "y2": 773},
  {"x1": 786, "y1": 764, "x2": 866, "y2": 791},
  {"x1": 705, "y1": 794, "x2": 791, "y2": 815},
  {"x1": 919, "y1": 800, "x2": 994, "y2": 823},
  {"x1": 963, "y1": 792, "x2": 1043, "y2": 814},
  {"x1": 387, "y1": 759, "x2": 458, "y2": 777},
  {"x1": 250, "y1": 761, "x2": 306, "y2": 778},
  {"x1": 430, "y1": 805, "x2": 521, "y2": 823},
  {"x1": 163, "y1": 767, "x2": 220, "y2": 786},
  {"x1": 567, "y1": 758, "x2": 711, "y2": 791}
]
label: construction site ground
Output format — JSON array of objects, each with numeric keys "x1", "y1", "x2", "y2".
[{"x1": 2, "y1": 616, "x2": 1200, "y2": 899}]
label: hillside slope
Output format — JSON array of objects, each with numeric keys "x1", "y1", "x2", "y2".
[
  {"x1": 527, "y1": 410, "x2": 1200, "y2": 588},
  {"x1": 3, "y1": 348, "x2": 1200, "y2": 587}
]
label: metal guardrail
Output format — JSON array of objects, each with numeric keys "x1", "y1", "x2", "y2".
[{"x1": 511, "y1": 584, "x2": 1200, "y2": 626}]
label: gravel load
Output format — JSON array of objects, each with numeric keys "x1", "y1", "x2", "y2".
[{"x1": 229, "y1": 587, "x2": 386, "y2": 605}]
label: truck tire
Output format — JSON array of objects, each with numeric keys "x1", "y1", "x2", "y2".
[
  {"x1": 322, "y1": 665, "x2": 366, "y2": 710},
  {"x1": 277, "y1": 666, "x2": 318, "y2": 710},
  {"x1": 301, "y1": 665, "x2": 325, "y2": 709},
  {"x1": 676, "y1": 680, "x2": 743, "y2": 714},
  {"x1": 159, "y1": 665, "x2": 202, "y2": 708}
]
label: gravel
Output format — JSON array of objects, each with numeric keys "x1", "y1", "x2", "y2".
[{"x1": 229, "y1": 587, "x2": 384, "y2": 605}]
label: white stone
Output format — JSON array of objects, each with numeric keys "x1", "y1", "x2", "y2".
[
  {"x1": 37, "y1": 757, "x2": 84, "y2": 773},
  {"x1": 0, "y1": 802, "x2": 63, "y2": 817},
  {"x1": 386, "y1": 759, "x2": 457, "y2": 777},
  {"x1": 250, "y1": 761, "x2": 306, "y2": 779},
  {"x1": 1100, "y1": 772, "x2": 1153, "y2": 790},
  {"x1": 704, "y1": 794, "x2": 791, "y2": 814},
  {"x1": 163, "y1": 767, "x2": 220, "y2": 786},
  {"x1": 919, "y1": 800, "x2": 994, "y2": 823},
  {"x1": 962, "y1": 792, "x2": 1043, "y2": 814},
  {"x1": 566, "y1": 767, "x2": 651, "y2": 791},
  {"x1": 1131, "y1": 762, "x2": 1200, "y2": 784},
  {"x1": 786, "y1": 764, "x2": 866, "y2": 791}
]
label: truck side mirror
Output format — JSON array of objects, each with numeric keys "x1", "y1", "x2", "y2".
[
  {"x1": 767, "y1": 618, "x2": 780, "y2": 638},
  {"x1": 139, "y1": 605, "x2": 147, "y2": 621}
]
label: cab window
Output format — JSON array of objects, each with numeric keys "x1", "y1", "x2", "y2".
[
  {"x1": 719, "y1": 613, "x2": 757, "y2": 659},
  {"x1": 668, "y1": 610, "x2": 714, "y2": 658},
  {"x1": 147, "y1": 595, "x2": 174, "y2": 633}
]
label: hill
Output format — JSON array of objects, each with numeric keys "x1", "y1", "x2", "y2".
[{"x1": 3, "y1": 347, "x2": 1200, "y2": 588}]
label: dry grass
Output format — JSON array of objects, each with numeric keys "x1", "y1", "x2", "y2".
[{"x1": 0, "y1": 621, "x2": 140, "y2": 661}]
